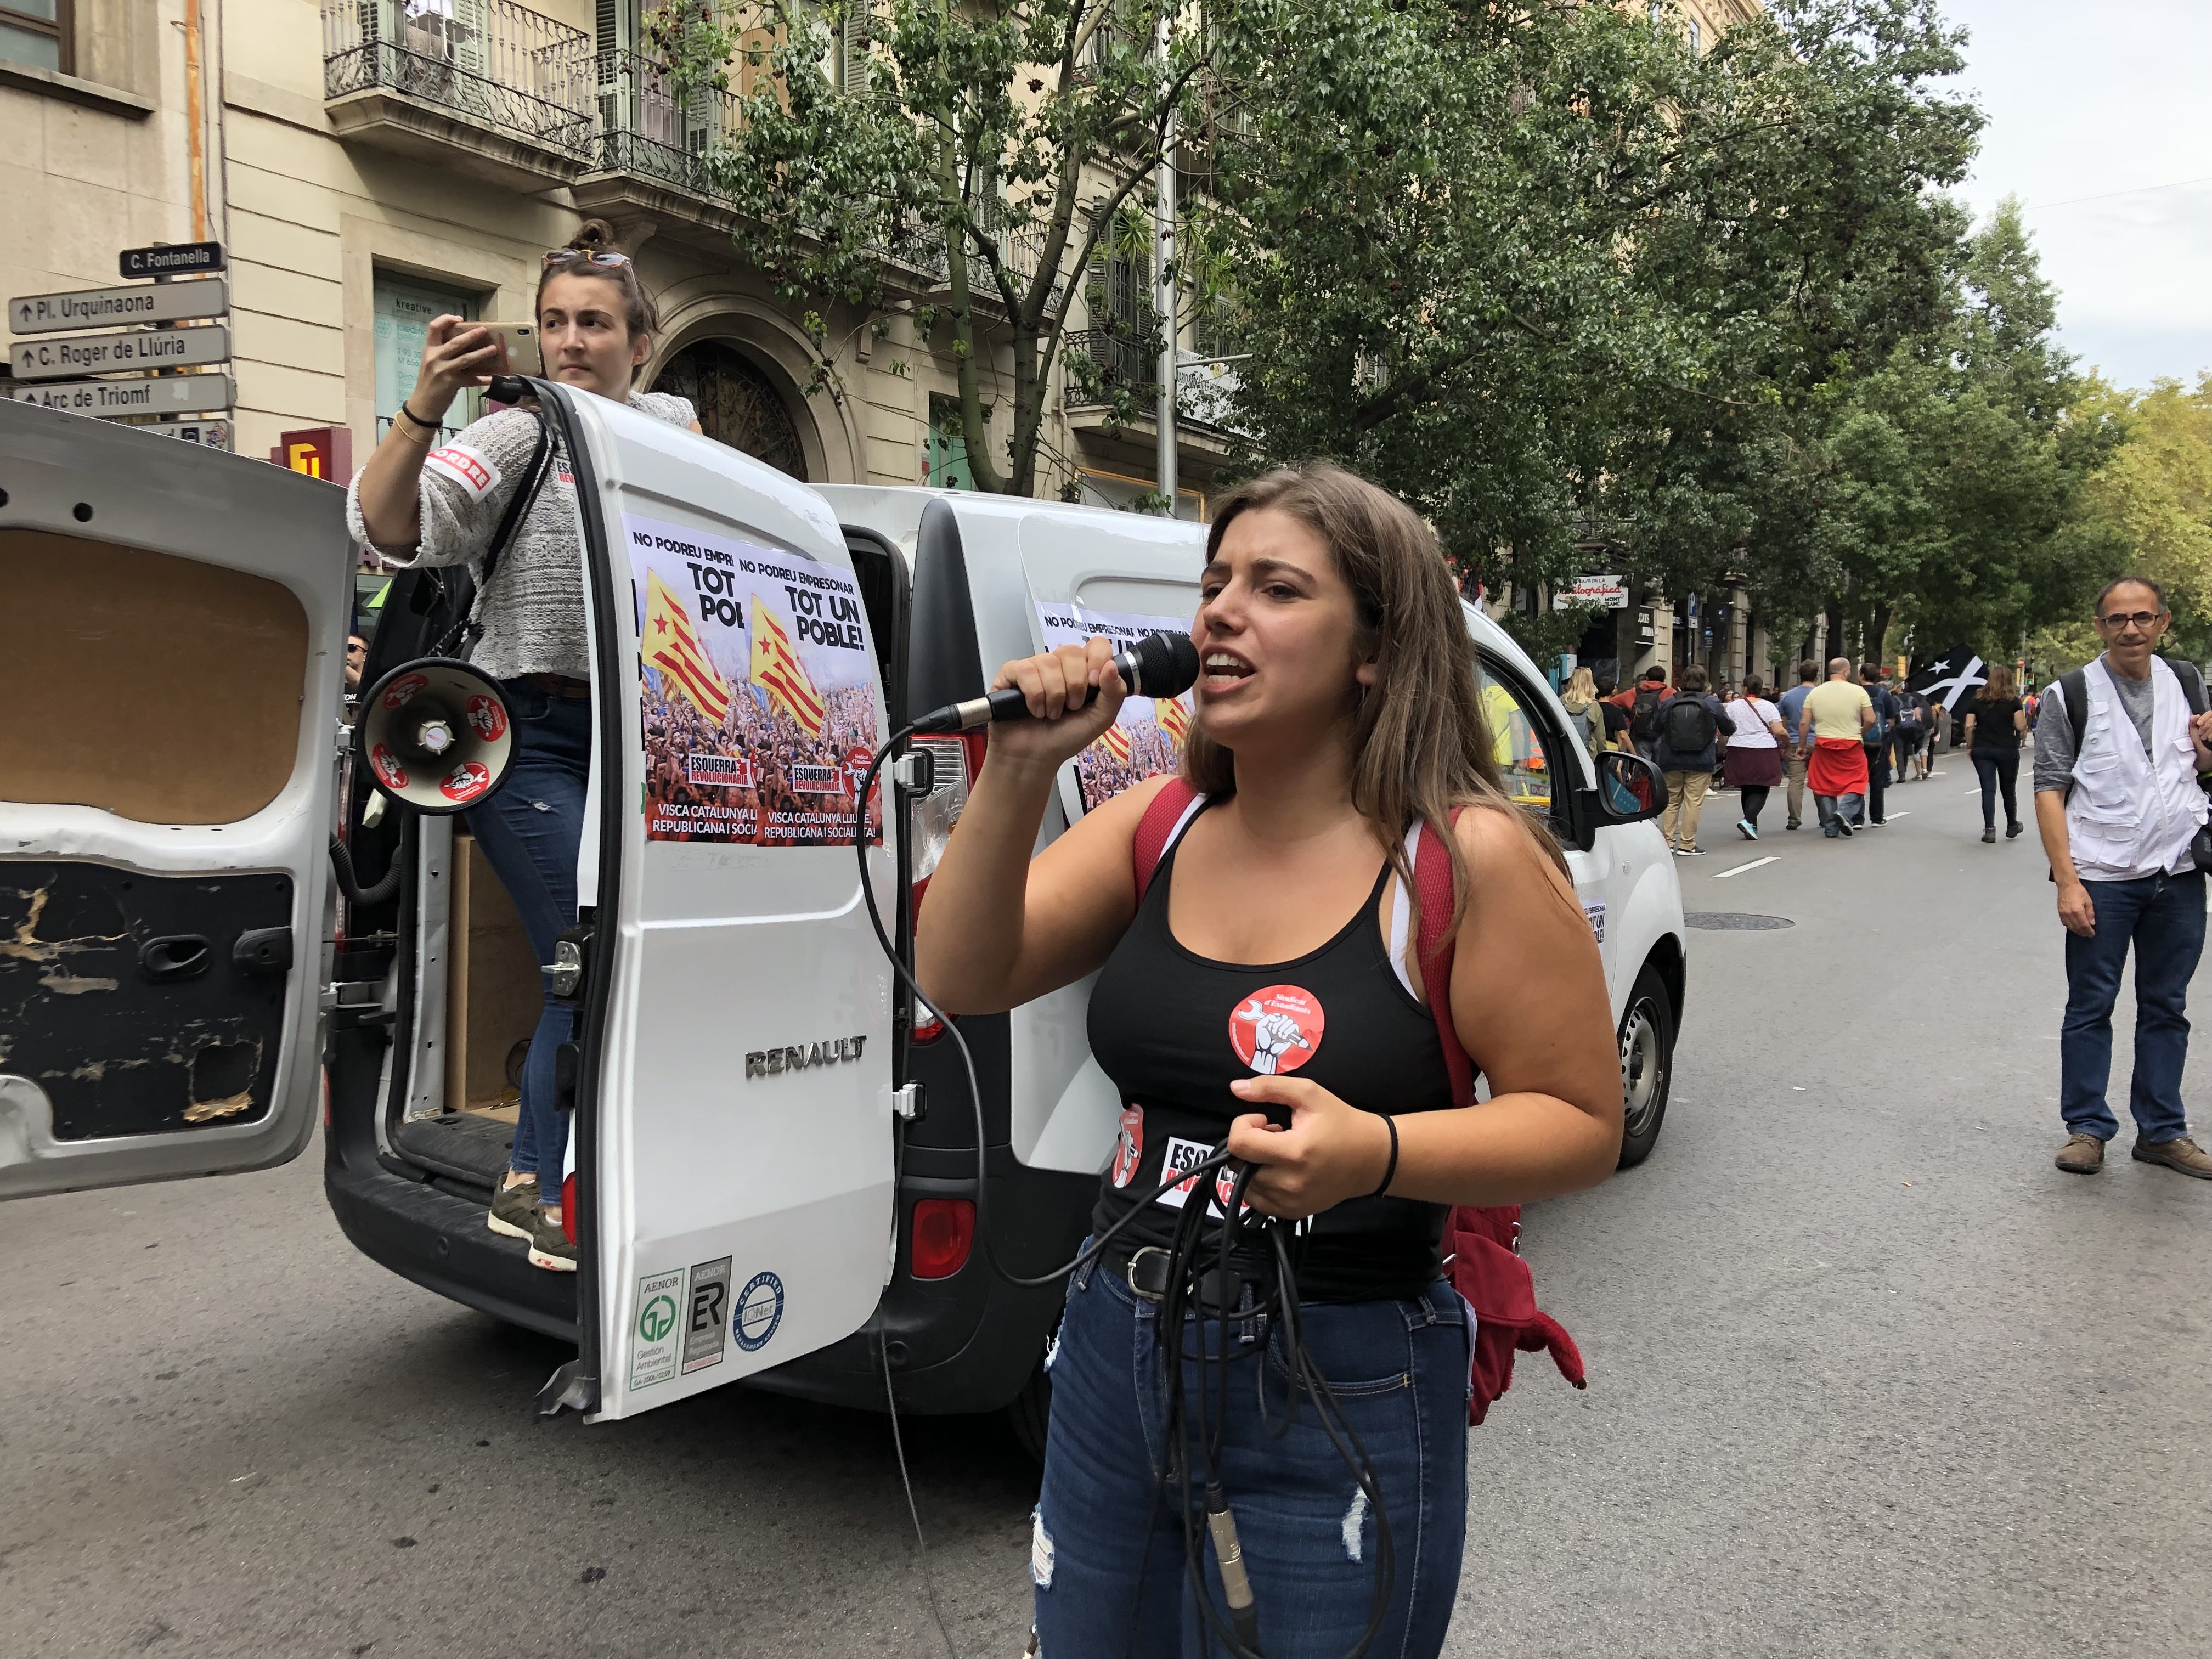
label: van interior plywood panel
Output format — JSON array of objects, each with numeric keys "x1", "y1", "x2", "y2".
[
  {"x1": 444, "y1": 834, "x2": 541, "y2": 1115},
  {"x1": 0, "y1": 531, "x2": 309, "y2": 825}
]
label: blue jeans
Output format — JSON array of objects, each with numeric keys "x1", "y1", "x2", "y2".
[
  {"x1": 2061, "y1": 868, "x2": 2205, "y2": 1143},
  {"x1": 1032, "y1": 1252, "x2": 1470, "y2": 1658},
  {"x1": 1815, "y1": 792, "x2": 1863, "y2": 836},
  {"x1": 466, "y1": 680, "x2": 591, "y2": 1195}
]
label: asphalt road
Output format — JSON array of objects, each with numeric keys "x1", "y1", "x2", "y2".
[{"x1": 5, "y1": 751, "x2": 2210, "y2": 1658}]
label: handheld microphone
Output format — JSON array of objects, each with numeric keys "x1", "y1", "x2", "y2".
[{"x1": 909, "y1": 631, "x2": 1201, "y2": 735}]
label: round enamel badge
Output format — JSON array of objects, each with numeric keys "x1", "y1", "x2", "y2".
[{"x1": 1229, "y1": 985, "x2": 1324, "y2": 1075}]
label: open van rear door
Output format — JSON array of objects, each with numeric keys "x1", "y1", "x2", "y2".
[
  {"x1": 0, "y1": 403, "x2": 346, "y2": 1200},
  {"x1": 551, "y1": 388, "x2": 898, "y2": 1420}
]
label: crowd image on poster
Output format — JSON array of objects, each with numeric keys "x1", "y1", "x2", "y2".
[
  {"x1": 1035, "y1": 603, "x2": 1199, "y2": 812},
  {"x1": 625, "y1": 512, "x2": 883, "y2": 845}
]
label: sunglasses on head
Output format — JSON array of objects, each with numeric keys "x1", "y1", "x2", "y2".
[
  {"x1": 2100, "y1": 611, "x2": 2164, "y2": 628},
  {"x1": 544, "y1": 249, "x2": 632, "y2": 268}
]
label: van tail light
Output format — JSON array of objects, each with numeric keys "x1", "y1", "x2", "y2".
[
  {"x1": 561, "y1": 1173, "x2": 577, "y2": 1245},
  {"x1": 909, "y1": 1197, "x2": 975, "y2": 1279},
  {"x1": 911, "y1": 1006, "x2": 946, "y2": 1045}
]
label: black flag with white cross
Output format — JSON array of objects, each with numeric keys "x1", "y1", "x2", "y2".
[{"x1": 1905, "y1": 646, "x2": 1989, "y2": 713}]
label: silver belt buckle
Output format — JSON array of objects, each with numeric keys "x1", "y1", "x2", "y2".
[{"x1": 1126, "y1": 1245, "x2": 1167, "y2": 1302}]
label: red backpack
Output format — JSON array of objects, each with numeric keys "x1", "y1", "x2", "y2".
[{"x1": 1132, "y1": 780, "x2": 1586, "y2": 1426}]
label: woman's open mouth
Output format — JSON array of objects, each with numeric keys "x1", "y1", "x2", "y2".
[{"x1": 1201, "y1": 650, "x2": 1255, "y2": 692}]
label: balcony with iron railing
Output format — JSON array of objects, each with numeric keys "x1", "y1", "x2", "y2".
[
  {"x1": 1063, "y1": 330, "x2": 1247, "y2": 458},
  {"x1": 320, "y1": 0, "x2": 596, "y2": 190}
]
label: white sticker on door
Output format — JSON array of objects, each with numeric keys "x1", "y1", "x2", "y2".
[{"x1": 629, "y1": 1267, "x2": 686, "y2": 1391}]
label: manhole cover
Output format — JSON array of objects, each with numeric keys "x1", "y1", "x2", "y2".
[{"x1": 1684, "y1": 911, "x2": 1796, "y2": 931}]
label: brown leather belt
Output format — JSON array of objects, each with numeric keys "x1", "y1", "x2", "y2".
[{"x1": 520, "y1": 672, "x2": 591, "y2": 698}]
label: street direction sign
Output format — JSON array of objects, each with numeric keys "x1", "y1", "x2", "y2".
[
  {"x1": 12, "y1": 323, "x2": 229, "y2": 380},
  {"x1": 0, "y1": 373, "x2": 234, "y2": 417},
  {"x1": 120, "y1": 241, "x2": 224, "y2": 279},
  {"x1": 8, "y1": 277, "x2": 228, "y2": 335}
]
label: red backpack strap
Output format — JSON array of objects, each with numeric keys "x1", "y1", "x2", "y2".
[
  {"x1": 1131, "y1": 778, "x2": 1204, "y2": 903},
  {"x1": 1412, "y1": 813, "x2": 1472, "y2": 1107}
]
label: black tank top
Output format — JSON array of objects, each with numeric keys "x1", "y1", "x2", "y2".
[{"x1": 1086, "y1": 803, "x2": 1458, "y2": 1302}]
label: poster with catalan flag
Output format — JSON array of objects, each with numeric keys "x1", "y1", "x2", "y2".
[
  {"x1": 1035, "y1": 602, "x2": 1198, "y2": 814},
  {"x1": 625, "y1": 512, "x2": 882, "y2": 845}
]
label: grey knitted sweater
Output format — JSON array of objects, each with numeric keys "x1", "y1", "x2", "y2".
[{"x1": 347, "y1": 390, "x2": 695, "y2": 680}]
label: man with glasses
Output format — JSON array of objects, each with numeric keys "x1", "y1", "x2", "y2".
[{"x1": 2035, "y1": 577, "x2": 2212, "y2": 1178}]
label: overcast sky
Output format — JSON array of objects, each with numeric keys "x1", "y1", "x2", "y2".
[{"x1": 1937, "y1": 0, "x2": 2212, "y2": 392}]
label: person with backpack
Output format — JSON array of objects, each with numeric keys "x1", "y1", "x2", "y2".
[
  {"x1": 1891, "y1": 683, "x2": 1926, "y2": 782},
  {"x1": 1796, "y1": 657, "x2": 1874, "y2": 837},
  {"x1": 1653, "y1": 664, "x2": 1725, "y2": 854},
  {"x1": 916, "y1": 461, "x2": 1622, "y2": 1656},
  {"x1": 1561, "y1": 665, "x2": 1602, "y2": 761},
  {"x1": 2036, "y1": 578, "x2": 2212, "y2": 1180},
  {"x1": 1621, "y1": 664, "x2": 1671, "y2": 761},
  {"x1": 1597, "y1": 677, "x2": 1633, "y2": 753},
  {"x1": 1859, "y1": 662, "x2": 1898, "y2": 826}
]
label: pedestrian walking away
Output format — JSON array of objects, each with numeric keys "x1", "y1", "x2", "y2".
[
  {"x1": 2035, "y1": 576, "x2": 2212, "y2": 1180},
  {"x1": 1859, "y1": 662, "x2": 1898, "y2": 825},
  {"x1": 1561, "y1": 665, "x2": 1603, "y2": 763},
  {"x1": 1654, "y1": 665, "x2": 1725, "y2": 854},
  {"x1": 1797, "y1": 658, "x2": 1873, "y2": 837},
  {"x1": 1964, "y1": 665, "x2": 2028, "y2": 842},
  {"x1": 1597, "y1": 677, "x2": 1633, "y2": 753},
  {"x1": 1622, "y1": 665, "x2": 1671, "y2": 763},
  {"x1": 1776, "y1": 661, "x2": 1819, "y2": 829},
  {"x1": 1722, "y1": 676, "x2": 1787, "y2": 839}
]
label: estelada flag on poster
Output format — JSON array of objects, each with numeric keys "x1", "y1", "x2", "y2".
[
  {"x1": 644, "y1": 569, "x2": 732, "y2": 725},
  {"x1": 624, "y1": 511, "x2": 882, "y2": 847}
]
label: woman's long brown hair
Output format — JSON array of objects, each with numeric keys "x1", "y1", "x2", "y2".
[
  {"x1": 1977, "y1": 664, "x2": 2017, "y2": 704},
  {"x1": 1181, "y1": 462, "x2": 1567, "y2": 935}
]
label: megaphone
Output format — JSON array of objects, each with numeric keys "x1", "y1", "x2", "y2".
[{"x1": 356, "y1": 657, "x2": 516, "y2": 815}]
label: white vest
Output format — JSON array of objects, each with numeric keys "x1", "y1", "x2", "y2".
[{"x1": 2065, "y1": 656, "x2": 2207, "y2": 881}]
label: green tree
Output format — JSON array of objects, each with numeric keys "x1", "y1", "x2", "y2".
[{"x1": 709, "y1": 0, "x2": 1208, "y2": 495}]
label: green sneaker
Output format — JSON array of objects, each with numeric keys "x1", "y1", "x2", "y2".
[
  {"x1": 488, "y1": 1173, "x2": 538, "y2": 1240},
  {"x1": 527, "y1": 1205, "x2": 578, "y2": 1272}
]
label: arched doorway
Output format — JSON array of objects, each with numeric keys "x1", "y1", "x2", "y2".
[{"x1": 653, "y1": 340, "x2": 809, "y2": 479}]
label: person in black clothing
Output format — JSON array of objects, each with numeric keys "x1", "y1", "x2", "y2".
[
  {"x1": 1965, "y1": 663, "x2": 2028, "y2": 842},
  {"x1": 1859, "y1": 663, "x2": 1898, "y2": 826},
  {"x1": 915, "y1": 461, "x2": 1622, "y2": 1658},
  {"x1": 1598, "y1": 678, "x2": 1632, "y2": 753}
]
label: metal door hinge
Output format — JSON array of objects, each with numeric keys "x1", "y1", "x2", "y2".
[
  {"x1": 891, "y1": 750, "x2": 935, "y2": 794},
  {"x1": 891, "y1": 1082, "x2": 924, "y2": 1122}
]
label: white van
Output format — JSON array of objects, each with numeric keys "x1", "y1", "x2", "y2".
[{"x1": 0, "y1": 392, "x2": 1686, "y2": 1446}]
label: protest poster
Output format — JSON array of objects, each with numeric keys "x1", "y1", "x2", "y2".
[
  {"x1": 625, "y1": 513, "x2": 882, "y2": 845},
  {"x1": 1035, "y1": 603, "x2": 1198, "y2": 813}
]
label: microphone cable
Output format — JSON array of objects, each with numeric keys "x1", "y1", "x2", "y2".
[{"x1": 851, "y1": 727, "x2": 1397, "y2": 1657}]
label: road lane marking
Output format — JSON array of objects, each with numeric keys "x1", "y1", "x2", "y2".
[
  {"x1": 1886, "y1": 812, "x2": 1910, "y2": 820},
  {"x1": 1713, "y1": 856, "x2": 1779, "y2": 879}
]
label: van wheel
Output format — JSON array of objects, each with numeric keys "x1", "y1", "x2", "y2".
[
  {"x1": 1616, "y1": 964, "x2": 1674, "y2": 1169},
  {"x1": 1005, "y1": 1357, "x2": 1051, "y2": 1466}
]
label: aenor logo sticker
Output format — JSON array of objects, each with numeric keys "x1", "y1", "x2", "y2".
[
  {"x1": 1228, "y1": 985, "x2": 1325, "y2": 1075},
  {"x1": 628, "y1": 1267, "x2": 686, "y2": 1391},
  {"x1": 1110, "y1": 1104, "x2": 1144, "y2": 1189},
  {"x1": 681, "y1": 1256, "x2": 732, "y2": 1374}
]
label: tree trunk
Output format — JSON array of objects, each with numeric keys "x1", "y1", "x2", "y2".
[
  {"x1": 1822, "y1": 597, "x2": 1844, "y2": 668},
  {"x1": 1869, "y1": 601, "x2": 1892, "y2": 669}
]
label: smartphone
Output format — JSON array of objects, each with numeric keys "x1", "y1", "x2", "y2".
[{"x1": 473, "y1": 321, "x2": 542, "y2": 375}]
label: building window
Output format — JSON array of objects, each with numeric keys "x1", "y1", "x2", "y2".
[
  {"x1": 374, "y1": 272, "x2": 482, "y2": 445},
  {"x1": 925, "y1": 393, "x2": 991, "y2": 489},
  {"x1": 0, "y1": 0, "x2": 70, "y2": 72},
  {"x1": 1687, "y1": 17, "x2": 1701, "y2": 55},
  {"x1": 1075, "y1": 466, "x2": 1203, "y2": 522}
]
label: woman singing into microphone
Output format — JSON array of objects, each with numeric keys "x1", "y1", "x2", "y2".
[{"x1": 917, "y1": 464, "x2": 1621, "y2": 1657}]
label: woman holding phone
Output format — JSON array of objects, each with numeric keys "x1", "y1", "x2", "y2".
[
  {"x1": 349, "y1": 220, "x2": 698, "y2": 1272},
  {"x1": 916, "y1": 463, "x2": 1621, "y2": 1656}
]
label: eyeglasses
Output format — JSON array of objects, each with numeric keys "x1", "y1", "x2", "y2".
[
  {"x1": 544, "y1": 249, "x2": 632, "y2": 268},
  {"x1": 2098, "y1": 611, "x2": 2165, "y2": 628}
]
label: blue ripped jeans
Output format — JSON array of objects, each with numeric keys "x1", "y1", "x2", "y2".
[
  {"x1": 465, "y1": 680, "x2": 590, "y2": 1198},
  {"x1": 1031, "y1": 1251, "x2": 1470, "y2": 1659}
]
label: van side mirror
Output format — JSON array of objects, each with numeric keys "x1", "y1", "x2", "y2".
[{"x1": 1592, "y1": 750, "x2": 1667, "y2": 825}]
